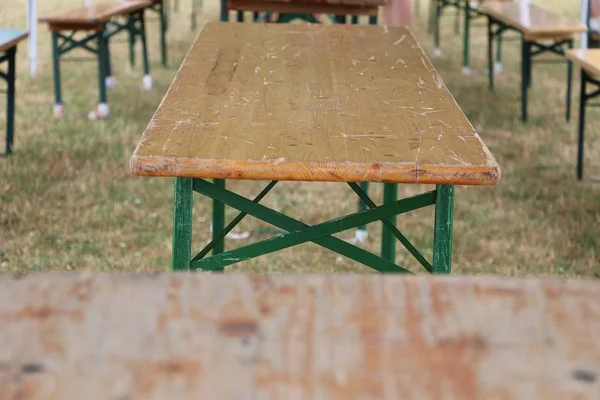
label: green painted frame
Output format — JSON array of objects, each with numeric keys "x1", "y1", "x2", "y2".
[{"x1": 171, "y1": 178, "x2": 455, "y2": 274}]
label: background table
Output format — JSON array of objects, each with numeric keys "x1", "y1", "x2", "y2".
[
  {"x1": 1, "y1": 273, "x2": 599, "y2": 399},
  {"x1": 566, "y1": 48, "x2": 600, "y2": 180},
  {"x1": 131, "y1": 23, "x2": 500, "y2": 274},
  {"x1": 0, "y1": 29, "x2": 28, "y2": 155},
  {"x1": 479, "y1": 2, "x2": 587, "y2": 122}
]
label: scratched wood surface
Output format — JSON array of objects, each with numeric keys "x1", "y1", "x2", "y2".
[
  {"x1": 0, "y1": 30, "x2": 28, "y2": 53},
  {"x1": 227, "y1": 0, "x2": 379, "y2": 16},
  {"x1": 479, "y1": 2, "x2": 587, "y2": 40},
  {"x1": 0, "y1": 273, "x2": 599, "y2": 399},
  {"x1": 567, "y1": 49, "x2": 600, "y2": 77},
  {"x1": 39, "y1": 1, "x2": 152, "y2": 25},
  {"x1": 131, "y1": 23, "x2": 500, "y2": 186}
]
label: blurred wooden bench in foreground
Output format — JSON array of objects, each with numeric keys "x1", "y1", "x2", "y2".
[{"x1": 0, "y1": 273, "x2": 599, "y2": 399}]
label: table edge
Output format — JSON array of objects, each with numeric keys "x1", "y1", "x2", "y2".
[
  {"x1": 38, "y1": 1, "x2": 152, "y2": 25},
  {"x1": 0, "y1": 32, "x2": 28, "y2": 53},
  {"x1": 130, "y1": 154, "x2": 501, "y2": 186},
  {"x1": 566, "y1": 49, "x2": 600, "y2": 77}
]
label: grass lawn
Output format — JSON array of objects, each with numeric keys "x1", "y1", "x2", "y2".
[{"x1": 1, "y1": 0, "x2": 599, "y2": 277}]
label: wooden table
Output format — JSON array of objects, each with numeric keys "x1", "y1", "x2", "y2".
[
  {"x1": 566, "y1": 49, "x2": 600, "y2": 180},
  {"x1": 130, "y1": 23, "x2": 500, "y2": 274},
  {"x1": 222, "y1": 0, "x2": 383, "y2": 24},
  {"x1": 0, "y1": 29, "x2": 28, "y2": 156},
  {"x1": 39, "y1": 1, "x2": 160, "y2": 119},
  {"x1": 1, "y1": 272, "x2": 600, "y2": 398},
  {"x1": 479, "y1": 2, "x2": 587, "y2": 122}
]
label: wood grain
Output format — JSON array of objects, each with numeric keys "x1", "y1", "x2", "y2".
[
  {"x1": 567, "y1": 49, "x2": 600, "y2": 77},
  {"x1": 0, "y1": 30, "x2": 28, "y2": 53},
  {"x1": 479, "y1": 2, "x2": 587, "y2": 40},
  {"x1": 131, "y1": 23, "x2": 500, "y2": 186},
  {"x1": 0, "y1": 273, "x2": 599, "y2": 399},
  {"x1": 227, "y1": 0, "x2": 379, "y2": 16},
  {"x1": 39, "y1": 0, "x2": 152, "y2": 25}
]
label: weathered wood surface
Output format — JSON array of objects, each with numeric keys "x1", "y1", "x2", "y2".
[
  {"x1": 0, "y1": 273, "x2": 599, "y2": 399},
  {"x1": 567, "y1": 49, "x2": 600, "y2": 77},
  {"x1": 479, "y1": 2, "x2": 587, "y2": 40},
  {"x1": 131, "y1": 23, "x2": 500, "y2": 186},
  {"x1": 227, "y1": 0, "x2": 379, "y2": 15},
  {"x1": 0, "y1": 30, "x2": 28, "y2": 54},
  {"x1": 39, "y1": 1, "x2": 152, "y2": 26}
]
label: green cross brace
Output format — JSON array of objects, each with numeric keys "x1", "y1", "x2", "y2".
[{"x1": 171, "y1": 178, "x2": 455, "y2": 274}]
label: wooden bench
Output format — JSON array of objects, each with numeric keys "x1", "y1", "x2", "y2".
[
  {"x1": 0, "y1": 29, "x2": 28, "y2": 156},
  {"x1": 130, "y1": 23, "x2": 500, "y2": 274},
  {"x1": 1, "y1": 272, "x2": 599, "y2": 398},
  {"x1": 222, "y1": 0, "x2": 383, "y2": 24},
  {"x1": 39, "y1": 1, "x2": 161, "y2": 120},
  {"x1": 479, "y1": 2, "x2": 587, "y2": 122},
  {"x1": 566, "y1": 48, "x2": 600, "y2": 180}
]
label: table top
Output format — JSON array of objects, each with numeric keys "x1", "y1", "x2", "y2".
[
  {"x1": 567, "y1": 49, "x2": 600, "y2": 77},
  {"x1": 39, "y1": 1, "x2": 152, "y2": 25},
  {"x1": 1, "y1": 272, "x2": 599, "y2": 399},
  {"x1": 131, "y1": 23, "x2": 500, "y2": 186},
  {"x1": 479, "y1": 2, "x2": 587, "y2": 38},
  {"x1": 236, "y1": 0, "x2": 386, "y2": 6},
  {"x1": 0, "y1": 29, "x2": 28, "y2": 53}
]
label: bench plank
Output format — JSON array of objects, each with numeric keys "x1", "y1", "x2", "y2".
[
  {"x1": 0, "y1": 273, "x2": 599, "y2": 399},
  {"x1": 479, "y1": 2, "x2": 587, "y2": 40},
  {"x1": 228, "y1": 0, "x2": 379, "y2": 15},
  {"x1": 131, "y1": 23, "x2": 500, "y2": 186},
  {"x1": 0, "y1": 30, "x2": 28, "y2": 53}
]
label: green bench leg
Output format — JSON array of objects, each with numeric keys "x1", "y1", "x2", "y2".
[
  {"x1": 521, "y1": 37, "x2": 530, "y2": 122},
  {"x1": 220, "y1": 0, "x2": 229, "y2": 22},
  {"x1": 173, "y1": 177, "x2": 193, "y2": 271},
  {"x1": 462, "y1": 1, "x2": 470, "y2": 70},
  {"x1": 351, "y1": 15, "x2": 358, "y2": 24},
  {"x1": 96, "y1": 29, "x2": 109, "y2": 114},
  {"x1": 128, "y1": 16, "x2": 136, "y2": 67},
  {"x1": 4, "y1": 47, "x2": 16, "y2": 154},
  {"x1": 139, "y1": 10, "x2": 152, "y2": 90},
  {"x1": 433, "y1": 184, "x2": 454, "y2": 274},
  {"x1": 577, "y1": 69, "x2": 587, "y2": 181},
  {"x1": 212, "y1": 179, "x2": 226, "y2": 257},
  {"x1": 381, "y1": 183, "x2": 397, "y2": 262},
  {"x1": 51, "y1": 32, "x2": 63, "y2": 117},
  {"x1": 356, "y1": 181, "x2": 369, "y2": 241}
]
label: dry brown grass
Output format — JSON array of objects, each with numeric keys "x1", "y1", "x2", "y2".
[{"x1": 1, "y1": 0, "x2": 599, "y2": 277}]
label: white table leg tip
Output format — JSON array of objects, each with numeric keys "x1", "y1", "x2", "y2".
[
  {"x1": 88, "y1": 103, "x2": 109, "y2": 120},
  {"x1": 433, "y1": 48, "x2": 443, "y2": 58},
  {"x1": 105, "y1": 76, "x2": 116, "y2": 89},
  {"x1": 143, "y1": 75, "x2": 153, "y2": 90},
  {"x1": 354, "y1": 229, "x2": 368, "y2": 244},
  {"x1": 53, "y1": 104, "x2": 64, "y2": 119},
  {"x1": 494, "y1": 62, "x2": 503, "y2": 74},
  {"x1": 461, "y1": 66, "x2": 474, "y2": 75}
]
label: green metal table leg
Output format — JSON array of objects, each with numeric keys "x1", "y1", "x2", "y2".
[
  {"x1": 4, "y1": 47, "x2": 16, "y2": 155},
  {"x1": 566, "y1": 39, "x2": 573, "y2": 122},
  {"x1": 356, "y1": 181, "x2": 369, "y2": 240},
  {"x1": 212, "y1": 179, "x2": 226, "y2": 256},
  {"x1": 173, "y1": 177, "x2": 193, "y2": 270},
  {"x1": 487, "y1": 18, "x2": 494, "y2": 90},
  {"x1": 577, "y1": 69, "x2": 587, "y2": 181},
  {"x1": 381, "y1": 183, "x2": 397, "y2": 262},
  {"x1": 51, "y1": 32, "x2": 63, "y2": 114},
  {"x1": 351, "y1": 15, "x2": 358, "y2": 24},
  {"x1": 434, "y1": 0, "x2": 441, "y2": 51},
  {"x1": 139, "y1": 11, "x2": 151, "y2": 86},
  {"x1": 433, "y1": 184, "x2": 454, "y2": 274},
  {"x1": 104, "y1": 35, "x2": 113, "y2": 81},
  {"x1": 521, "y1": 37, "x2": 530, "y2": 122},
  {"x1": 220, "y1": 0, "x2": 229, "y2": 21},
  {"x1": 462, "y1": 0, "x2": 470, "y2": 70},
  {"x1": 369, "y1": 15, "x2": 377, "y2": 25},
  {"x1": 128, "y1": 15, "x2": 136, "y2": 67},
  {"x1": 237, "y1": 10, "x2": 244, "y2": 22},
  {"x1": 160, "y1": 2, "x2": 168, "y2": 67},
  {"x1": 496, "y1": 31, "x2": 503, "y2": 68},
  {"x1": 96, "y1": 29, "x2": 108, "y2": 108}
]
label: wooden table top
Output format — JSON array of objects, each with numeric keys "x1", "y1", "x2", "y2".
[
  {"x1": 131, "y1": 23, "x2": 499, "y2": 186},
  {"x1": 39, "y1": 1, "x2": 152, "y2": 25},
  {"x1": 479, "y1": 2, "x2": 587, "y2": 39},
  {"x1": 1, "y1": 273, "x2": 599, "y2": 399},
  {"x1": 567, "y1": 49, "x2": 600, "y2": 77},
  {"x1": 0, "y1": 30, "x2": 28, "y2": 53},
  {"x1": 228, "y1": 0, "x2": 380, "y2": 15}
]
